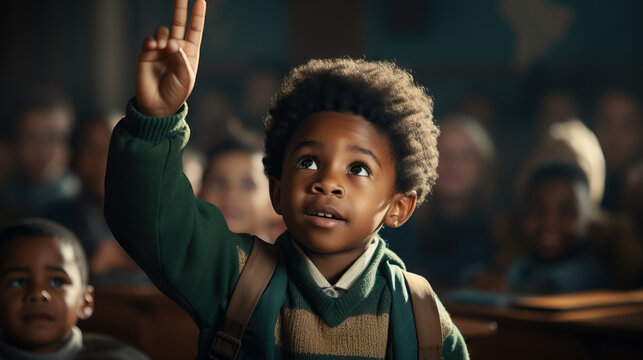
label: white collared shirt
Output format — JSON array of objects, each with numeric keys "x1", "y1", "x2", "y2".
[{"x1": 292, "y1": 238, "x2": 378, "y2": 298}]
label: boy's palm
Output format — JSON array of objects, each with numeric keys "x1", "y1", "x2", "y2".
[{"x1": 135, "y1": 0, "x2": 206, "y2": 117}]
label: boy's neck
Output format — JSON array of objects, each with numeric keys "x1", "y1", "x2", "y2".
[{"x1": 299, "y1": 238, "x2": 372, "y2": 284}]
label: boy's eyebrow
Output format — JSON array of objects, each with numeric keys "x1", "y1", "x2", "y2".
[
  {"x1": 46, "y1": 266, "x2": 70, "y2": 277},
  {"x1": 349, "y1": 145, "x2": 382, "y2": 168},
  {"x1": 290, "y1": 141, "x2": 320, "y2": 155},
  {"x1": 0, "y1": 267, "x2": 29, "y2": 278}
]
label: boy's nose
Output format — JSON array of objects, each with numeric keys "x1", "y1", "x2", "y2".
[
  {"x1": 25, "y1": 289, "x2": 52, "y2": 303},
  {"x1": 312, "y1": 171, "x2": 345, "y2": 198}
]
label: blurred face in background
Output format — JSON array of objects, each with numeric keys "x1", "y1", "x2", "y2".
[
  {"x1": 522, "y1": 178, "x2": 590, "y2": 261},
  {"x1": 594, "y1": 92, "x2": 642, "y2": 172},
  {"x1": 199, "y1": 151, "x2": 283, "y2": 241},
  {"x1": 74, "y1": 120, "x2": 113, "y2": 202},
  {"x1": 15, "y1": 108, "x2": 72, "y2": 184},
  {"x1": 435, "y1": 126, "x2": 485, "y2": 201}
]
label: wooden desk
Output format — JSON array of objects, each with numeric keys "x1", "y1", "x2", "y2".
[
  {"x1": 447, "y1": 291, "x2": 643, "y2": 360},
  {"x1": 452, "y1": 316, "x2": 498, "y2": 340}
]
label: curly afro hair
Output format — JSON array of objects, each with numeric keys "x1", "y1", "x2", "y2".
[{"x1": 263, "y1": 58, "x2": 439, "y2": 204}]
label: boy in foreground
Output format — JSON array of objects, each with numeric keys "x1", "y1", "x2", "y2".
[{"x1": 104, "y1": 0, "x2": 468, "y2": 358}]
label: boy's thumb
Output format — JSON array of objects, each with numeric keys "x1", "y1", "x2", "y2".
[{"x1": 168, "y1": 45, "x2": 194, "y2": 86}]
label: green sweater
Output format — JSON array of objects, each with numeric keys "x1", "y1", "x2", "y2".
[{"x1": 104, "y1": 99, "x2": 469, "y2": 360}]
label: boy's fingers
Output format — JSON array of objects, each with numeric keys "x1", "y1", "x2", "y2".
[
  {"x1": 155, "y1": 26, "x2": 170, "y2": 49},
  {"x1": 139, "y1": 37, "x2": 166, "y2": 62},
  {"x1": 142, "y1": 36, "x2": 157, "y2": 51},
  {"x1": 170, "y1": 0, "x2": 189, "y2": 40},
  {"x1": 185, "y1": 0, "x2": 206, "y2": 48}
]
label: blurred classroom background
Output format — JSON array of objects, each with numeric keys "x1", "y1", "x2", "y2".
[{"x1": 1, "y1": 0, "x2": 642, "y2": 359}]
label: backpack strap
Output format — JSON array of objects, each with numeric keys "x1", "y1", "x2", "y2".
[
  {"x1": 403, "y1": 271, "x2": 444, "y2": 360},
  {"x1": 209, "y1": 236, "x2": 278, "y2": 360}
]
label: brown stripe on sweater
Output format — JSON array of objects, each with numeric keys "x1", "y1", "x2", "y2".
[{"x1": 274, "y1": 308, "x2": 389, "y2": 358}]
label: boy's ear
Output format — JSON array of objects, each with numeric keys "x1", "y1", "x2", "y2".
[
  {"x1": 383, "y1": 192, "x2": 417, "y2": 228},
  {"x1": 268, "y1": 176, "x2": 282, "y2": 215},
  {"x1": 77, "y1": 285, "x2": 95, "y2": 321}
]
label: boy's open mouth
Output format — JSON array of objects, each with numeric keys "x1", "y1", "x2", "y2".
[
  {"x1": 305, "y1": 205, "x2": 346, "y2": 228},
  {"x1": 310, "y1": 212, "x2": 342, "y2": 220}
]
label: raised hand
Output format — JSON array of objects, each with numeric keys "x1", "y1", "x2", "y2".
[{"x1": 135, "y1": 0, "x2": 207, "y2": 117}]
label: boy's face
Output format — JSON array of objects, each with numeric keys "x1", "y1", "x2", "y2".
[
  {"x1": 15, "y1": 108, "x2": 72, "y2": 184},
  {"x1": 522, "y1": 179, "x2": 590, "y2": 260},
  {"x1": 0, "y1": 236, "x2": 93, "y2": 353},
  {"x1": 199, "y1": 151, "x2": 275, "y2": 235},
  {"x1": 270, "y1": 111, "x2": 414, "y2": 254}
]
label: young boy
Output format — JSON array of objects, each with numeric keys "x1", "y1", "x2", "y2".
[
  {"x1": 508, "y1": 162, "x2": 612, "y2": 293},
  {"x1": 0, "y1": 218, "x2": 148, "y2": 359},
  {"x1": 104, "y1": 1, "x2": 468, "y2": 358}
]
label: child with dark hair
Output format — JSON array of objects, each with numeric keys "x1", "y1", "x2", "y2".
[
  {"x1": 0, "y1": 218, "x2": 148, "y2": 359},
  {"x1": 507, "y1": 162, "x2": 612, "y2": 294},
  {"x1": 104, "y1": 1, "x2": 468, "y2": 358},
  {"x1": 402, "y1": 115, "x2": 497, "y2": 288},
  {"x1": 199, "y1": 135, "x2": 285, "y2": 243},
  {"x1": 0, "y1": 87, "x2": 81, "y2": 217}
]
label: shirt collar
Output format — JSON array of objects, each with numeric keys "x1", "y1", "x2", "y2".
[{"x1": 292, "y1": 237, "x2": 378, "y2": 297}]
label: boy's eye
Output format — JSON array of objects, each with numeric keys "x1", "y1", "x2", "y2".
[
  {"x1": 348, "y1": 163, "x2": 371, "y2": 177},
  {"x1": 295, "y1": 157, "x2": 318, "y2": 170},
  {"x1": 48, "y1": 277, "x2": 65, "y2": 288},
  {"x1": 8, "y1": 278, "x2": 27, "y2": 288}
]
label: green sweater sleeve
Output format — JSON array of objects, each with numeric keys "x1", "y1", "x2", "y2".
[
  {"x1": 104, "y1": 99, "x2": 248, "y2": 328},
  {"x1": 442, "y1": 325, "x2": 470, "y2": 360}
]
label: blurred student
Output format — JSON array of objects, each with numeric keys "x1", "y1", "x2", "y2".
[
  {"x1": 198, "y1": 135, "x2": 285, "y2": 243},
  {"x1": 47, "y1": 115, "x2": 139, "y2": 278},
  {"x1": 484, "y1": 120, "x2": 642, "y2": 291},
  {"x1": 0, "y1": 218, "x2": 148, "y2": 359},
  {"x1": 593, "y1": 90, "x2": 643, "y2": 212},
  {"x1": 400, "y1": 115, "x2": 496, "y2": 288},
  {"x1": 0, "y1": 87, "x2": 80, "y2": 217},
  {"x1": 507, "y1": 162, "x2": 612, "y2": 294}
]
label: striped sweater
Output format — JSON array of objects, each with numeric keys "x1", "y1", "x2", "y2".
[{"x1": 104, "y1": 99, "x2": 469, "y2": 359}]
